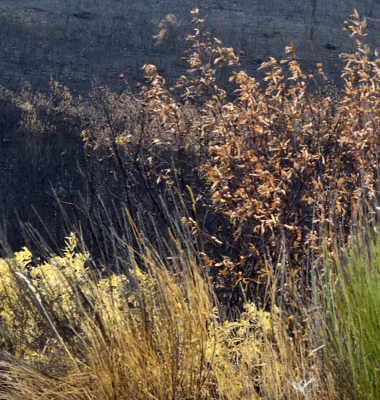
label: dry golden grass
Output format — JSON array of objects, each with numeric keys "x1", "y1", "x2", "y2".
[{"x1": 0, "y1": 221, "x2": 337, "y2": 399}]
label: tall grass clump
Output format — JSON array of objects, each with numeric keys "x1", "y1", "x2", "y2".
[
  {"x1": 323, "y1": 216, "x2": 380, "y2": 400},
  {"x1": 0, "y1": 212, "x2": 336, "y2": 399},
  {"x1": 0, "y1": 228, "x2": 214, "y2": 400}
]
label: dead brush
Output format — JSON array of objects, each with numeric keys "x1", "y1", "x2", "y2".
[{"x1": 128, "y1": 9, "x2": 380, "y2": 306}]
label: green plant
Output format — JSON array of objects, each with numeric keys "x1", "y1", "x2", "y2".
[{"x1": 323, "y1": 218, "x2": 380, "y2": 399}]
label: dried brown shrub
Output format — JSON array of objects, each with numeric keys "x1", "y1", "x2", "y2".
[{"x1": 125, "y1": 10, "x2": 380, "y2": 299}]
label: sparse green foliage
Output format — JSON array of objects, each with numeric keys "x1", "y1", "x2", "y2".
[{"x1": 323, "y1": 220, "x2": 380, "y2": 400}]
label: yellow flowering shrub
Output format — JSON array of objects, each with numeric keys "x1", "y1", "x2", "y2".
[{"x1": 0, "y1": 233, "x2": 130, "y2": 360}]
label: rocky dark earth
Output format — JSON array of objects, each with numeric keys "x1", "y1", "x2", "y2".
[
  {"x1": 0, "y1": 0, "x2": 380, "y2": 93},
  {"x1": 1, "y1": 0, "x2": 380, "y2": 250}
]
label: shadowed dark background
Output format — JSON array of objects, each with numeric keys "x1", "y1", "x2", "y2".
[{"x1": 0, "y1": 0, "x2": 378, "y2": 250}]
